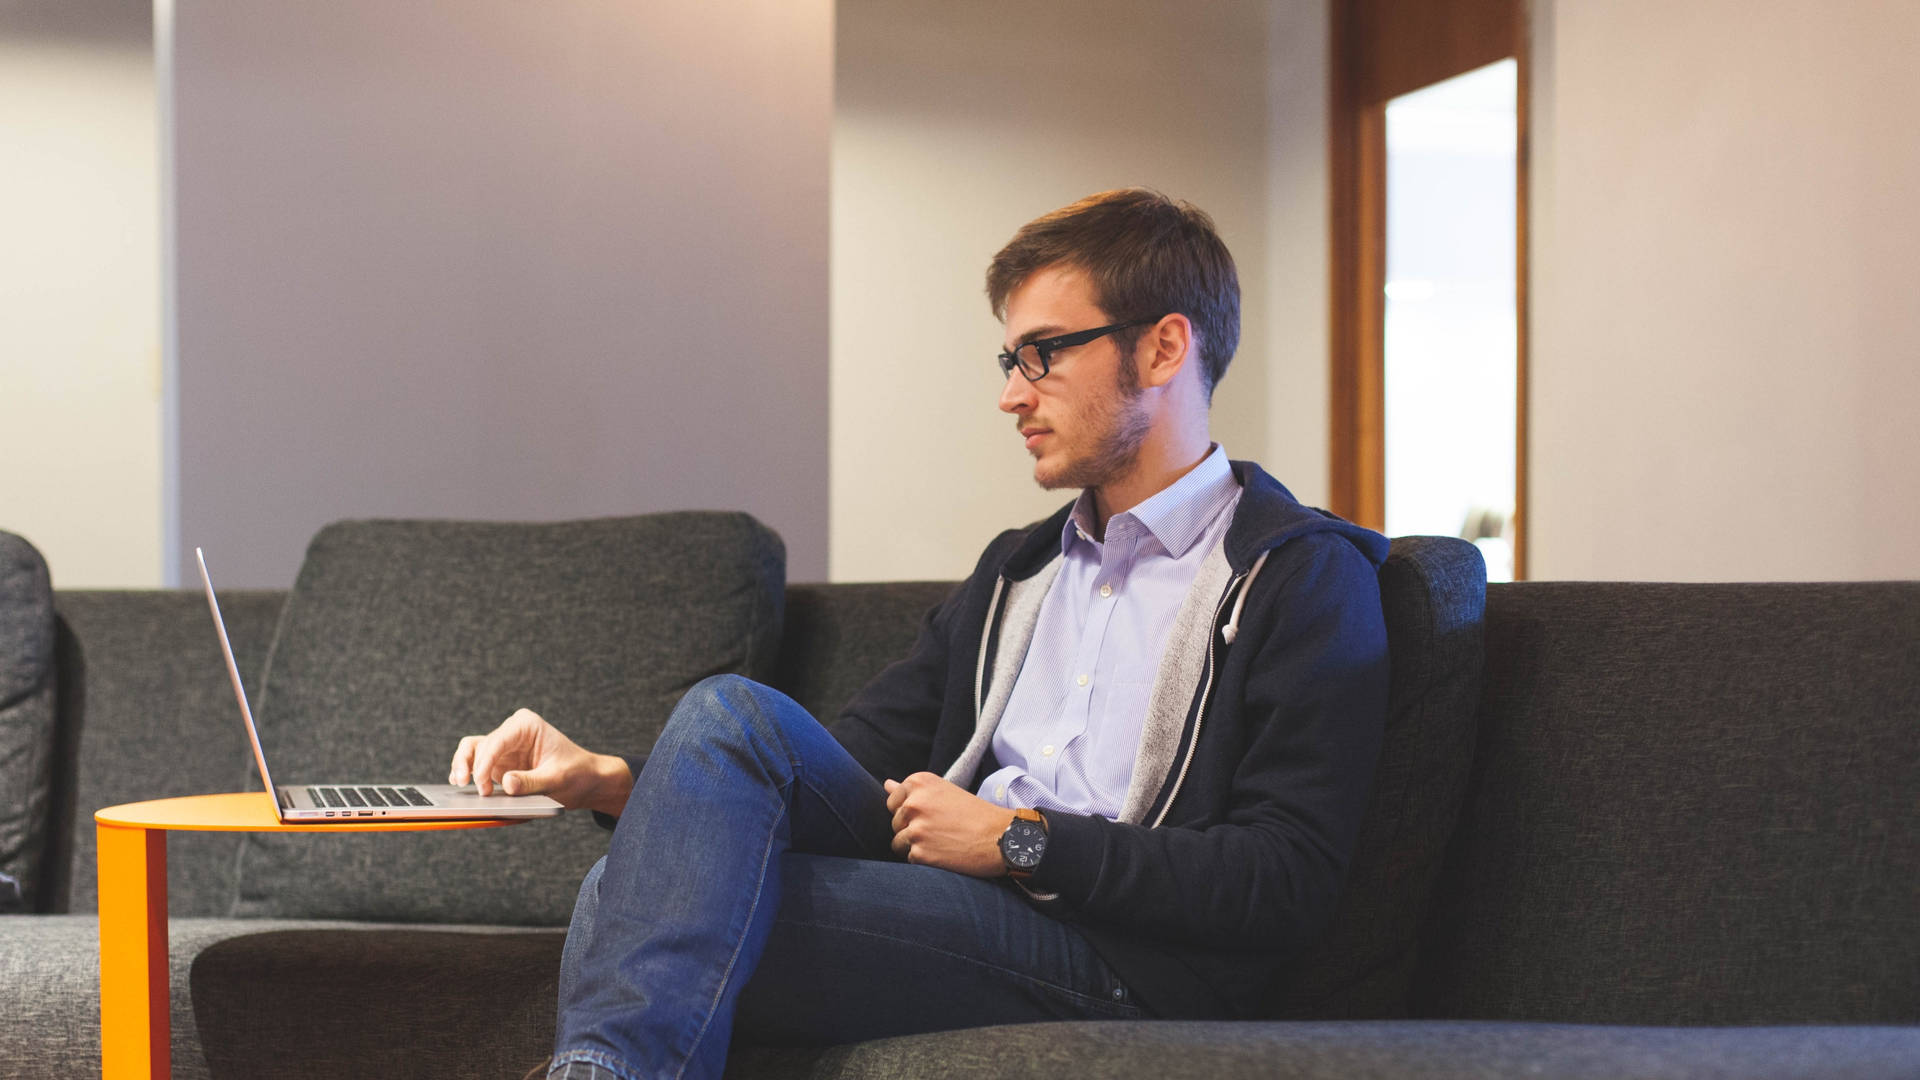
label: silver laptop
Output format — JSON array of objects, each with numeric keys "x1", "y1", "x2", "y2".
[{"x1": 197, "y1": 547, "x2": 564, "y2": 822}]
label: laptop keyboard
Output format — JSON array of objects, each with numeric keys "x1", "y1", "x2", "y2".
[{"x1": 307, "y1": 785, "x2": 432, "y2": 809}]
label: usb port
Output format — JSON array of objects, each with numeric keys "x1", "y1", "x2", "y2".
[{"x1": 359, "y1": 811, "x2": 374, "y2": 817}]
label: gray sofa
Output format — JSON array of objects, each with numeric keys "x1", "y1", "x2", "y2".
[{"x1": 1, "y1": 516, "x2": 1914, "y2": 1079}]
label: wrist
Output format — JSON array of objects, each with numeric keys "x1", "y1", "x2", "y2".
[{"x1": 587, "y1": 752, "x2": 634, "y2": 817}]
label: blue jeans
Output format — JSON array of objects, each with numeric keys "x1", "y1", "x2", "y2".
[{"x1": 549, "y1": 675, "x2": 1144, "y2": 1080}]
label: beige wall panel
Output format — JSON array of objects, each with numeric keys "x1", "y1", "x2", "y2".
[
  {"x1": 831, "y1": 0, "x2": 1304, "y2": 582},
  {"x1": 0, "y1": 10, "x2": 162, "y2": 588},
  {"x1": 171, "y1": 1, "x2": 832, "y2": 587},
  {"x1": 1530, "y1": 0, "x2": 1920, "y2": 580}
]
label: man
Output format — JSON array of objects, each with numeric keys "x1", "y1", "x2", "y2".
[{"x1": 450, "y1": 189, "x2": 1390, "y2": 1080}]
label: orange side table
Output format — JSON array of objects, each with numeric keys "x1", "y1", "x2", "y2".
[{"x1": 95, "y1": 792, "x2": 524, "y2": 1080}]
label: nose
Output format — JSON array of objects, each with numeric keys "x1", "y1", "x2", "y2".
[{"x1": 998, "y1": 367, "x2": 1036, "y2": 414}]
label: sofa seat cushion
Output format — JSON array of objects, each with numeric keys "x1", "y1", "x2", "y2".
[
  {"x1": 233, "y1": 513, "x2": 784, "y2": 926},
  {"x1": 0, "y1": 531, "x2": 56, "y2": 913},
  {"x1": 730, "y1": 1019, "x2": 1920, "y2": 1079},
  {"x1": 0, "y1": 914, "x2": 563, "y2": 1080}
]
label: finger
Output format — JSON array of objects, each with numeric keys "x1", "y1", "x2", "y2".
[
  {"x1": 891, "y1": 804, "x2": 910, "y2": 834},
  {"x1": 885, "y1": 781, "x2": 906, "y2": 813},
  {"x1": 471, "y1": 733, "x2": 508, "y2": 796},
  {"x1": 502, "y1": 759, "x2": 560, "y2": 798},
  {"x1": 891, "y1": 831, "x2": 910, "y2": 857},
  {"x1": 449, "y1": 735, "x2": 480, "y2": 784}
]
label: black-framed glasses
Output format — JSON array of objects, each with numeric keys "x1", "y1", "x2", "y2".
[{"x1": 996, "y1": 318, "x2": 1161, "y2": 382}]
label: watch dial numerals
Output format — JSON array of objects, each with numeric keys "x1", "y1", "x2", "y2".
[{"x1": 1001, "y1": 820, "x2": 1047, "y2": 870}]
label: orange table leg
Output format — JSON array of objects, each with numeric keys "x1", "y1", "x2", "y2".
[{"x1": 97, "y1": 823, "x2": 169, "y2": 1079}]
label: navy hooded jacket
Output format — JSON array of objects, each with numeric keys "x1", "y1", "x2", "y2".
[{"x1": 830, "y1": 460, "x2": 1391, "y2": 1018}]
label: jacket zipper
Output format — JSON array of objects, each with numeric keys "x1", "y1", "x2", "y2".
[{"x1": 1149, "y1": 571, "x2": 1245, "y2": 828}]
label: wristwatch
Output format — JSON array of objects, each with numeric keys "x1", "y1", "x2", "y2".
[{"x1": 998, "y1": 808, "x2": 1049, "y2": 880}]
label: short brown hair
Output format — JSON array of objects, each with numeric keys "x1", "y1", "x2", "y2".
[{"x1": 986, "y1": 189, "x2": 1241, "y2": 396}]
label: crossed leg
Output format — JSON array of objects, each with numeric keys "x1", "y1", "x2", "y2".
[{"x1": 549, "y1": 675, "x2": 1140, "y2": 1080}]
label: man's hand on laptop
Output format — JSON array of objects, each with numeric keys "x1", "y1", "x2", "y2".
[{"x1": 450, "y1": 708, "x2": 633, "y2": 817}]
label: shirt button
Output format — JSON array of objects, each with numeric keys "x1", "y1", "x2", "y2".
[
  {"x1": 1041, "y1": 745, "x2": 1055, "y2": 757},
  {"x1": 1076, "y1": 674, "x2": 1088, "y2": 687},
  {"x1": 995, "y1": 785, "x2": 1007, "y2": 801},
  {"x1": 1099, "y1": 583, "x2": 1113, "y2": 598}
]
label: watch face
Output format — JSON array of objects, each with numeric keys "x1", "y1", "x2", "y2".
[{"x1": 1001, "y1": 819, "x2": 1048, "y2": 870}]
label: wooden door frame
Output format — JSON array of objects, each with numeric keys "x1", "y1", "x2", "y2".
[{"x1": 1327, "y1": 0, "x2": 1530, "y2": 578}]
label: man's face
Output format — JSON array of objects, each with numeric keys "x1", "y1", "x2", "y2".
[{"x1": 998, "y1": 264, "x2": 1150, "y2": 491}]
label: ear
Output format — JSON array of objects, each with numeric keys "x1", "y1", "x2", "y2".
[{"x1": 1135, "y1": 314, "x2": 1195, "y2": 390}]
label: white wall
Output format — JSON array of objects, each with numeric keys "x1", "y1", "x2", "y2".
[
  {"x1": 170, "y1": 0, "x2": 833, "y2": 587},
  {"x1": 1265, "y1": 1, "x2": 1332, "y2": 511},
  {"x1": 1529, "y1": 0, "x2": 1920, "y2": 580},
  {"x1": 831, "y1": 0, "x2": 1330, "y2": 583},
  {"x1": 0, "y1": 3, "x2": 162, "y2": 587}
]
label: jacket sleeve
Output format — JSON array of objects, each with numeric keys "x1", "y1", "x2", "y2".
[{"x1": 1025, "y1": 534, "x2": 1390, "y2": 952}]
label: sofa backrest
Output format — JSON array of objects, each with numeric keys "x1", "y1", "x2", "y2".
[
  {"x1": 771, "y1": 581, "x2": 956, "y2": 725},
  {"x1": 1265, "y1": 534, "x2": 1487, "y2": 1017},
  {"x1": 0, "y1": 532, "x2": 57, "y2": 913},
  {"x1": 1417, "y1": 581, "x2": 1920, "y2": 1024},
  {"x1": 48, "y1": 589, "x2": 284, "y2": 915},
  {"x1": 229, "y1": 514, "x2": 785, "y2": 926}
]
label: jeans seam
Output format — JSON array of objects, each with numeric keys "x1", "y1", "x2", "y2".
[
  {"x1": 551, "y1": 1047, "x2": 644, "y2": 1080},
  {"x1": 674, "y1": 793, "x2": 785, "y2": 1079},
  {"x1": 776, "y1": 917, "x2": 1139, "y2": 1015}
]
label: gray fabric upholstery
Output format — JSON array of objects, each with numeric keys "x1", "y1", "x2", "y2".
[
  {"x1": 729, "y1": 1020, "x2": 1920, "y2": 1079},
  {"x1": 1267, "y1": 535, "x2": 1486, "y2": 1017},
  {"x1": 1419, "y1": 582, "x2": 1920, "y2": 1024},
  {"x1": 0, "y1": 914, "x2": 561, "y2": 1080},
  {"x1": 233, "y1": 514, "x2": 784, "y2": 925},
  {"x1": 0, "y1": 531, "x2": 56, "y2": 914},
  {"x1": 188, "y1": 925, "x2": 564, "y2": 1080},
  {"x1": 48, "y1": 590, "x2": 284, "y2": 915},
  {"x1": 772, "y1": 581, "x2": 955, "y2": 724}
]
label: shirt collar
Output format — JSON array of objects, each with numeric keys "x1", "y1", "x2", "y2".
[{"x1": 1061, "y1": 444, "x2": 1238, "y2": 558}]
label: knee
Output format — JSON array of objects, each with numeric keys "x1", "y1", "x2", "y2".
[{"x1": 658, "y1": 674, "x2": 786, "y2": 751}]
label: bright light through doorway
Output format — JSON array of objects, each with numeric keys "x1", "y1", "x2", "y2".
[{"x1": 1383, "y1": 59, "x2": 1517, "y2": 582}]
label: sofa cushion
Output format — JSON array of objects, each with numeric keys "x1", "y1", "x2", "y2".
[
  {"x1": 771, "y1": 582, "x2": 956, "y2": 725},
  {"x1": 730, "y1": 1019, "x2": 1920, "y2": 1080},
  {"x1": 188, "y1": 924, "x2": 564, "y2": 1080},
  {"x1": 48, "y1": 590, "x2": 285, "y2": 916},
  {"x1": 1419, "y1": 582, "x2": 1920, "y2": 1024},
  {"x1": 0, "y1": 531, "x2": 57, "y2": 913},
  {"x1": 0, "y1": 914, "x2": 562, "y2": 1080},
  {"x1": 1264, "y1": 535, "x2": 1486, "y2": 1017},
  {"x1": 232, "y1": 514, "x2": 784, "y2": 925}
]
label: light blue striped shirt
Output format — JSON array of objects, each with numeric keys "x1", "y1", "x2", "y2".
[{"x1": 978, "y1": 444, "x2": 1243, "y2": 819}]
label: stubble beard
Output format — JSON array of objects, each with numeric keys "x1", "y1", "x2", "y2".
[{"x1": 1034, "y1": 355, "x2": 1152, "y2": 492}]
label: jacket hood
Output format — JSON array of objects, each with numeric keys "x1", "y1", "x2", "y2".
[
  {"x1": 995, "y1": 459, "x2": 1388, "y2": 580},
  {"x1": 1221, "y1": 460, "x2": 1389, "y2": 573}
]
